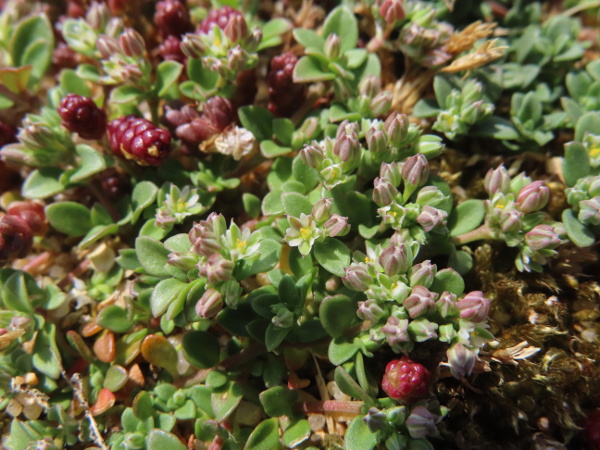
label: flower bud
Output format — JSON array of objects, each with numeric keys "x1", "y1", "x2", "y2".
[
  {"x1": 415, "y1": 186, "x2": 445, "y2": 208},
  {"x1": 359, "y1": 75, "x2": 380, "y2": 98},
  {"x1": 224, "y1": 14, "x2": 248, "y2": 42},
  {"x1": 370, "y1": 91, "x2": 392, "y2": 117},
  {"x1": 516, "y1": 181, "x2": 549, "y2": 213},
  {"x1": 381, "y1": 316, "x2": 410, "y2": 347},
  {"x1": 379, "y1": 0, "x2": 405, "y2": 25},
  {"x1": 483, "y1": 165, "x2": 511, "y2": 196},
  {"x1": 407, "y1": 317, "x2": 438, "y2": 342},
  {"x1": 7, "y1": 201, "x2": 47, "y2": 236},
  {"x1": 357, "y1": 299, "x2": 386, "y2": 322},
  {"x1": 343, "y1": 264, "x2": 374, "y2": 291},
  {"x1": 456, "y1": 291, "x2": 490, "y2": 323},
  {"x1": 200, "y1": 253, "x2": 234, "y2": 283},
  {"x1": 446, "y1": 343, "x2": 476, "y2": 379},
  {"x1": 363, "y1": 407, "x2": 388, "y2": 432},
  {"x1": 416, "y1": 205, "x2": 447, "y2": 232},
  {"x1": 312, "y1": 198, "x2": 333, "y2": 223},
  {"x1": 324, "y1": 33, "x2": 341, "y2": 60},
  {"x1": 381, "y1": 357, "x2": 430, "y2": 402},
  {"x1": 324, "y1": 214, "x2": 350, "y2": 237},
  {"x1": 227, "y1": 46, "x2": 248, "y2": 71},
  {"x1": 384, "y1": 113, "x2": 409, "y2": 144},
  {"x1": 409, "y1": 261, "x2": 436, "y2": 288},
  {"x1": 524, "y1": 224, "x2": 561, "y2": 251},
  {"x1": 499, "y1": 208, "x2": 523, "y2": 233},
  {"x1": 509, "y1": 172, "x2": 532, "y2": 196},
  {"x1": 180, "y1": 33, "x2": 206, "y2": 58},
  {"x1": 203, "y1": 96, "x2": 234, "y2": 132},
  {"x1": 579, "y1": 197, "x2": 600, "y2": 226},
  {"x1": 333, "y1": 133, "x2": 361, "y2": 163},
  {"x1": 367, "y1": 129, "x2": 387, "y2": 154},
  {"x1": 380, "y1": 162, "x2": 402, "y2": 187},
  {"x1": 373, "y1": 177, "x2": 398, "y2": 206},
  {"x1": 403, "y1": 285, "x2": 437, "y2": 318},
  {"x1": 87, "y1": 2, "x2": 110, "y2": 30},
  {"x1": 405, "y1": 406, "x2": 438, "y2": 439},
  {"x1": 119, "y1": 28, "x2": 145, "y2": 57},
  {"x1": 244, "y1": 28, "x2": 262, "y2": 53},
  {"x1": 588, "y1": 176, "x2": 600, "y2": 197},
  {"x1": 195, "y1": 289, "x2": 223, "y2": 318},
  {"x1": 436, "y1": 291, "x2": 458, "y2": 318},
  {"x1": 379, "y1": 244, "x2": 410, "y2": 276},
  {"x1": 271, "y1": 304, "x2": 294, "y2": 328},
  {"x1": 0, "y1": 215, "x2": 33, "y2": 265},
  {"x1": 402, "y1": 154, "x2": 429, "y2": 187},
  {"x1": 299, "y1": 144, "x2": 324, "y2": 169}
]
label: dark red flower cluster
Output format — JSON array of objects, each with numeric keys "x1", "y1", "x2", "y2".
[
  {"x1": 382, "y1": 357, "x2": 430, "y2": 402},
  {"x1": 267, "y1": 52, "x2": 306, "y2": 117},
  {"x1": 58, "y1": 94, "x2": 107, "y2": 140},
  {"x1": 108, "y1": 116, "x2": 172, "y2": 166},
  {"x1": 0, "y1": 202, "x2": 47, "y2": 266}
]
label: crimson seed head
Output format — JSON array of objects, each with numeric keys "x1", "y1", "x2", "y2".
[
  {"x1": 7, "y1": 202, "x2": 47, "y2": 236},
  {"x1": 198, "y1": 6, "x2": 244, "y2": 34},
  {"x1": 159, "y1": 35, "x2": 186, "y2": 64},
  {"x1": 108, "y1": 116, "x2": 172, "y2": 166},
  {"x1": 267, "y1": 52, "x2": 307, "y2": 117},
  {"x1": 58, "y1": 94, "x2": 107, "y2": 140},
  {"x1": 154, "y1": 0, "x2": 191, "y2": 38},
  {"x1": 382, "y1": 357, "x2": 430, "y2": 402},
  {"x1": 203, "y1": 96, "x2": 234, "y2": 132},
  {"x1": 0, "y1": 215, "x2": 33, "y2": 265}
]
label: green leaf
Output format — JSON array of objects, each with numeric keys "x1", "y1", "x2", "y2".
[
  {"x1": 78, "y1": 224, "x2": 120, "y2": 250},
  {"x1": 10, "y1": 15, "x2": 54, "y2": 85},
  {"x1": 234, "y1": 238, "x2": 281, "y2": 279},
  {"x1": 182, "y1": 330, "x2": 220, "y2": 368},
  {"x1": 293, "y1": 56, "x2": 335, "y2": 83},
  {"x1": 156, "y1": 61, "x2": 183, "y2": 97},
  {"x1": 329, "y1": 337, "x2": 360, "y2": 365},
  {"x1": 430, "y1": 268, "x2": 465, "y2": 296},
  {"x1": 135, "y1": 236, "x2": 170, "y2": 277},
  {"x1": 5, "y1": 420, "x2": 45, "y2": 450},
  {"x1": 211, "y1": 381, "x2": 243, "y2": 422},
  {"x1": 259, "y1": 386, "x2": 298, "y2": 417},
  {"x1": 413, "y1": 99, "x2": 440, "y2": 118},
  {"x1": 146, "y1": 429, "x2": 187, "y2": 450},
  {"x1": 111, "y1": 85, "x2": 145, "y2": 104},
  {"x1": 46, "y1": 202, "x2": 92, "y2": 236},
  {"x1": 282, "y1": 192, "x2": 313, "y2": 217},
  {"x1": 22, "y1": 168, "x2": 65, "y2": 199},
  {"x1": 292, "y1": 156, "x2": 319, "y2": 192},
  {"x1": 448, "y1": 199, "x2": 485, "y2": 237},
  {"x1": 2, "y1": 271, "x2": 34, "y2": 314},
  {"x1": 575, "y1": 112, "x2": 600, "y2": 142},
  {"x1": 242, "y1": 193, "x2": 261, "y2": 219},
  {"x1": 344, "y1": 416, "x2": 380, "y2": 450},
  {"x1": 69, "y1": 144, "x2": 111, "y2": 183},
  {"x1": 32, "y1": 323, "x2": 61, "y2": 379},
  {"x1": 260, "y1": 140, "x2": 292, "y2": 158},
  {"x1": 314, "y1": 238, "x2": 351, "y2": 277},
  {"x1": 563, "y1": 209, "x2": 595, "y2": 247},
  {"x1": 320, "y1": 295, "x2": 357, "y2": 338},
  {"x1": 322, "y1": 6, "x2": 358, "y2": 54},
  {"x1": 433, "y1": 75, "x2": 458, "y2": 109},
  {"x1": 131, "y1": 181, "x2": 159, "y2": 224},
  {"x1": 262, "y1": 18, "x2": 292, "y2": 40},
  {"x1": 97, "y1": 305, "x2": 133, "y2": 333},
  {"x1": 150, "y1": 278, "x2": 188, "y2": 317},
  {"x1": 334, "y1": 366, "x2": 371, "y2": 403},
  {"x1": 265, "y1": 323, "x2": 291, "y2": 352},
  {"x1": 471, "y1": 116, "x2": 520, "y2": 140},
  {"x1": 273, "y1": 118, "x2": 294, "y2": 146},
  {"x1": 76, "y1": 63, "x2": 101, "y2": 82},
  {"x1": 283, "y1": 419, "x2": 310, "y2": 448},
  {"x1": 59, "y1": 69, "x2": 91, "y2": 97},
  {"x1": 563, "y1": 141, "x2": 591, "y2": 187},
  {"x1": 238, "y1": 105, "x2": 273, "y2": 142},
  {"x1": 292, "y1": 29, "x2": 324, "y2": 52},
  {"x1": 140, "y1": 218, "x2": 172, "y2": 240},
  {"x1": 244, "y1": 418, "x2": 282, "y2": 450}
]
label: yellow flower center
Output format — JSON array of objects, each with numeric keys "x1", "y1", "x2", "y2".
[
  {"x1": 236, "y1": 239, "x2": 247, "y2": 251},
  {"x1": 300, "y1": 227, "x2": 312, "y2": 240},
  {"x1": 364, "y1": 257, "x2": 375, "y2": 263},
  {"x1": 589, "y1": 146, "x2": 600, "y2": 158}
]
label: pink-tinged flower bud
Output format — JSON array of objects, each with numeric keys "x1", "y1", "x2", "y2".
[
  {"x1": 312, "y1": 198, "x2": 333, "y2": 223},
  {"x1": 224, "y1": 13, "x2": 248, "y2": 42},
  {"x1": 415, "y1": 186, "x2": 446, "y2": 207},
  {"x1": 333, "y1": 133, "x2": 361, "y2": 163},
  {"x1": 381, "y1": 357, "x2": 430, "y2": 402},
  {"x1": 227, "y1": 46, "x2": 247, "y2": 71},
  {"x1": 180, "y1": 33, "x2": 206, "y2": 58},
  {"x1": 373, "y1": 177, "x2": 398, "y2": 206},
  {"x1": 457, "y1": 291, "x2": 490, "y2": 323},
  {"x1": 409, "y1": 261, "x2": 436, "y2": 288},
  {"x1": 96, "y1": 34, "x2": 121, "y2": 59},
  {"x1": 195, "y1": 289, "x2": 223, "y2": 318},
  {"x1": 0, "y1": 215, "x2": 33, "y2": 265},
  {"x1": 357, "y1": 299, "x2": 386, "y2": 322},
  {"x1": 483, "y1": 165, "x2": 511, "y2": 195},
  {"x1": 524, "y1": 224, "x2": 561, "y2": 252},
  {"x1": 516, "y1": 181, "x2": 549, "y2": 213},
  {"x1": 359, "y1": 75, "x2": 380, "y2": 98},
  {"x1": 87, "y1": 2, "x2": 110, "y2": 30},
  {"x1": 299, "y1": 144, "x2": 324, "y2": 169},
  {"x1": 384, "y1": 113, "x2": 409, "y2": 144},
  {"x1": 407, "y1": 317, "x2": 438, "y2": 342},
  {"x1": 118, "y1": 28, "x2": 146, "y2": 57},
  {"x1": 379, "y1": 0, "x2": 405, "y2": 24},
  {"x1": 370, "y1": 91, "x2": 392, "y2": 117},
  {"x1": 403, "y1": 285, "x2": 437, "y2": 318},
  {"x1": 416, "y1": 205, "x2": 447, "y2": 232},
  {"x1": 381, "y1": 315, "x2": 410, "y2": 347},
  {"x1": 436, "y1": 291, "x2": 458, "y2": 317},
  {"x1": 405, "y1": 406, "x2": 439, "y2": 439},
  {"x1": 579, "y1": 197, "x2": 600, "y2": 226},
  {"x1": 324, "y1": 33, "x2": 341, "y2": 60},
  {"x1": 379, "y1": 244, "x2": 410, "y2": 276},
  {"x1": 324, "y1": 214, "x2": 350, "y2": 237},
  {"x1": 498, "y1": 208, "x2": 523, "y2": 233},
  {"x1": 343, "y1": 265, "x2": 374, "y2": 291},
  {"x1": 446, "y1": 343, "x2": 476, "y2": 379},
  {"x1": 367, "y1": 129, "x2": 387, "y2": 154},
  {"x1": 199, "y1": 253, "x2": 234, "y2": 283},
  {"x1": 245, "y1": 28, "x2": 262, "y2": 53},
  {"x1": 380, "y1": 162, "x2": 402, "y2": 187},
  {"x1": 200, "y1": 96, "x2": 233, "y2": 132},
  {"x1": 402, "y1": 154, "x2": 429, "y2": 187}
]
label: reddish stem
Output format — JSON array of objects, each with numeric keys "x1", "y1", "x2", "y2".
[{"x1": 300, "y1": 401, "x2": 364, "y2": 414}]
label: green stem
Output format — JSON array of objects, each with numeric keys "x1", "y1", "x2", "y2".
[
  {"x1": 452, "y1": 224, "x2": 494, "y2": 245},
  {"x1": 564, "y1": 1, "x2": 600, "y2": 16}
]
